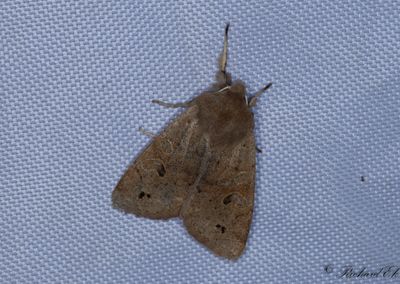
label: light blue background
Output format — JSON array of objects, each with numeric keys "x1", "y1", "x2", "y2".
[{"x1": 1, "y1": 1, "x2": 399, "y2": 283}]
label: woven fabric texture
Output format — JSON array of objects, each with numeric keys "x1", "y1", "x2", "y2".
[{"x1": 1, "y1": 1, "x2": 400, "y2": 283}]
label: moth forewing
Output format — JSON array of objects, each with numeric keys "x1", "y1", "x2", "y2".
[{"x1": 112, "y1": 24, "x2": 271, "y2": 259}]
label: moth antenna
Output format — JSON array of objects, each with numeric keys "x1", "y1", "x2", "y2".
[
  {"x1": 219, "y1": 23, "x2": 229, "y2": 74},
  {"x1": 248, "y1": 82, "x2": 272, "y2": 107},
  {"x1": 152, "y1": 99, "x2": 191, "y2": 109},
  {"x1": 138, "y1": 127, "x2": 155, "y2": 138}
]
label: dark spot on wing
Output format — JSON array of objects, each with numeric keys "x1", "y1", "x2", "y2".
[
  {"x1": 157, "y1": 164, "x2": 166, "y2": 177},
  {"x1": 138, "y1": 191, "x2": 151, "y2": 199},
  {"x1": 215, "y1": 224, "x2": 226, "y2": 234},
  {"x1": 223, "y1": 194, "x2": 233, "y2": 205}
]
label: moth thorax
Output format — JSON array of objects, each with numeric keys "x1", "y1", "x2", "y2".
[{"x1": 195, "y1": 83, "x2": 254, "y2": 149}]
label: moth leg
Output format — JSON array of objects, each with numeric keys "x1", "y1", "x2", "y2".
[
  {"x1": 151, "y1": 99, "x2": 191, "y2": 109},
  {"x1": 248, "y1": 83, "x2": 272, "y2": 107},
  {"x1": 216, "y1": 86, "x2": 231, "y2": 93},
  {"x1": 138, "y1": 127, "x2": 155, "y2": 138},
  {"x1": 256, "y1": 146, "x2": 262, "y2": 153}
]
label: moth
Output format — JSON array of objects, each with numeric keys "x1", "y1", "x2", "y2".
[{"x1": 112, "y1": 24, "x2": 271, "y2": 259}]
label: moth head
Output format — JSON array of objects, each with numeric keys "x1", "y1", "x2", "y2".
[
  {"x1": 217, "y1": 81, "x2": 247, "y2": 105},
  {"x1": 229, "y1": 81, "x2": 246, "y2": 100},
  {"x1": 217, "y1": 80, "x2": 272, "y2": 108}
]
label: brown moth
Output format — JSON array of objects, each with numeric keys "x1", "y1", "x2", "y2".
[{"x1": 112, "y1": 24, "x2": 271, "y2": 259}]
